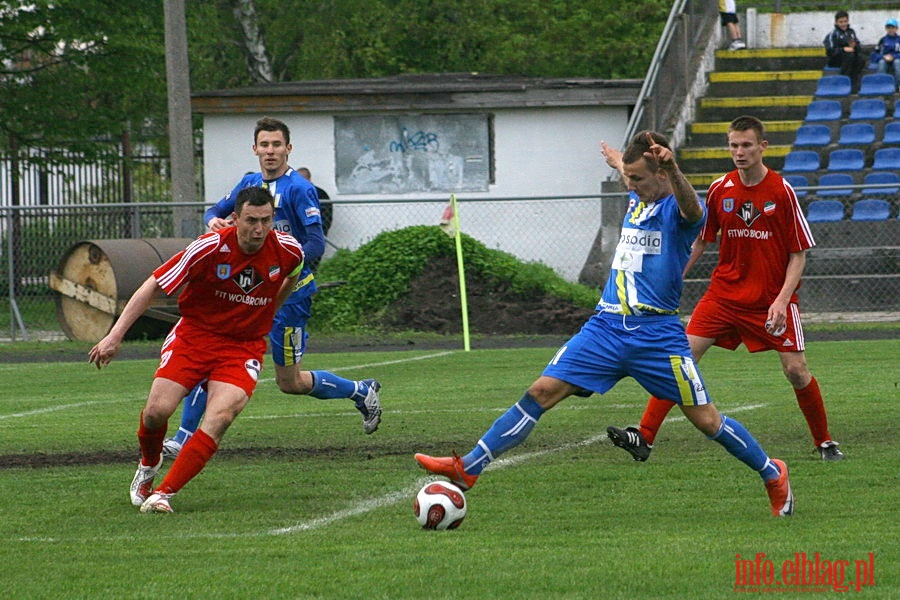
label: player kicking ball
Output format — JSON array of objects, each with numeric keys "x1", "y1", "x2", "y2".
[{"x1": 415, "y1": 131, "x2": 794, "y2": 517}]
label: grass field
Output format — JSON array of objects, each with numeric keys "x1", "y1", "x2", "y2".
[{"x1": 0, "y1": 338, "x2": 897, "y2": 599}]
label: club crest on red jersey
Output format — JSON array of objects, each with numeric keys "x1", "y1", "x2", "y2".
[
  {"x1": 764, "y1": 201, "x2": 776, "y2": 215},
  {"x1": 723, "y1": 198, "x2": 734, "y2": 212},
  {"x1": 216, "y1": 264, "x2": 231, "y2": 279},
  {"x1": 234, "y1": 267, "x2": 263, "y2": 294},
  {"x1": 268, "y1": 265, "x2": 281, "y2": 281},
  {"x1": 737, "y1": 200, "x2": 761, "y2": 227}
]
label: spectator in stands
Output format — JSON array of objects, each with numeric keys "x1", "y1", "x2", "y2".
[
  {"x1": 607, "y1": 115, "x2": 844, "y2": 464},
  {"x1": 871, "y1": 18, "x2": 900, "y2": 89},
  {"x1": 719, "y1": 1, "x2": 746, "y2": 51},
  {"x1": 824, "y1": 10, "x2": 868, "y2": 93},
  {"x1": 298, "y1": 167, "x2": 333, "y2": 237}
]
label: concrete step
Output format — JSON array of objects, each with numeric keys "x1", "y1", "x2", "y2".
[
  {"x1": 713, "y1": 47, "x2": 828, "y2": 72},
  {"x1": 705, "y1": 70, "x2": 820, "y2": 97},
  {"x1": 696, "y1": 95, "x2": 813, "y2": 122},
  {"x1": 687, "y1": 120, "x2": 802, "y2": 146},
  {"x1": 678, "y1": 144, "x2": 791, "y2": 173}
]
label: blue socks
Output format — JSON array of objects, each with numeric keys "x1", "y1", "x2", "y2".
[
  {"x1": 309, "y1": 370, "x2": 369, "y2": 402},
  {"x1": 172, "y1": 384, "x2": 208, "y2": 445},
  {"x1": 462, "y1": 393, "x2": 546, "y2": 475},
  {"x1": 173, "y1": 373, "x2": 368, "y2": 444},
  {"x1": 710, "y1": 415, "x2": 781, "y2": 482}
]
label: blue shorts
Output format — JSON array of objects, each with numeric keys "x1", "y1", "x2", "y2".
[
  {"x1": 542, "y1": 312, "x2": 712, "y2": 406},
  {"x1": 268, "y1": 298, "x2": 312, "y2": 367}
]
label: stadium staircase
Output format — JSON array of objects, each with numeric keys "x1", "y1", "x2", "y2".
[{"x1": 677, "y1": 47, "x2": 899, "y2": 314}]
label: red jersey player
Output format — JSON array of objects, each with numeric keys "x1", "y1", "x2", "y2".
[
  {"x1": 607, "y1": 115, "x2": 843, "y2": 462},
  {"x1": 89, "y1": 186, "x2": 304, "y2": 513}
]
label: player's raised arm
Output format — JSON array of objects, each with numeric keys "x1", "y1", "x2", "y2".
[{"x1": 645, "y1": 132, "x2": 703, "y2": 223}]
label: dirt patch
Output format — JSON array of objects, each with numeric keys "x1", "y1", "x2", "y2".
[{"x1": 381, "y1": 255, "x2": 595, "y2": 335}]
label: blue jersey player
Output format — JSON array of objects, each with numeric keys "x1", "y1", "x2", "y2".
[
  {"x1": 415, "y1": 131, "x2": 794, "y2": 517},
  {"x1": 164, "y1": 117, "x2": 381, "y2": 457}
]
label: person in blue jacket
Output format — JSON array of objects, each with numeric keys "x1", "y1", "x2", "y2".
[{"x1": 871, "y1": 18, "x2": 900, "y2": 88}]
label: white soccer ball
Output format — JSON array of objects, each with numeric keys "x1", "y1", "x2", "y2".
[{"x1": 414, "y1": 481, "x2": 467, "y2": 530}]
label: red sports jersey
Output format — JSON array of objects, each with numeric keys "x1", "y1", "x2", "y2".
[
  {"x1": 700, "y1": 169, "x2": 815, "y2": 309},
  {"x1": 153, "y1": 227, "x2": 303, "y2": 340}
]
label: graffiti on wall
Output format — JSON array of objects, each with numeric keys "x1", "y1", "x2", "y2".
[{"x1": 335, "y1": 114, "x2": 490, "y2": 194}]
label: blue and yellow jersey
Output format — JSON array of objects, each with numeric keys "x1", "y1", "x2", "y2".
[{"x1": 597, "y1": 192, "x2": 704, "y2": 315}]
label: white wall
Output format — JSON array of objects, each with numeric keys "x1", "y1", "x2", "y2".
[
  {"x1": 201, "y1": 104, "x2": 630, "y2": 281},
  {"x1": 744, "y1": 10, "x2": 896, "y2": 49}
]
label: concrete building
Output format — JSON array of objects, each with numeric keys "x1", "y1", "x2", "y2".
[{"x1": 193, "y1": 74, "x2": 641, "y2": 281}]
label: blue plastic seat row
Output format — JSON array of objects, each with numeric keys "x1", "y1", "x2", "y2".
[
  {"x1": 815, "y1": 73, "x2": 898, "y2": 97},
  {"x1": 806, "y1": 199, "x2": 893, "y2": 222},
  {"x1": 783, "y1": 148, "x2": 900, "y2": 172},
  {"x1": 787, "y1": 172, "x2": 900, "y2": 199},
  {"x1": 805, "y1": 98, "x2": 895, "y2": 122}
]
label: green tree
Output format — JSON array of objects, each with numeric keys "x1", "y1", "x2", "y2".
[{"x1": 0, "y1": 1, "x2": 168, "y2": 151}]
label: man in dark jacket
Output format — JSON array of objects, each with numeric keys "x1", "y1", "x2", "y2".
[{"x1": 824, "y1": 10, "x2": 867, "y2": 92}]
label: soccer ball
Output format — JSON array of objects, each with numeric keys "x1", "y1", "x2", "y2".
[{"x1": 414, "y1": 481, "x2": 467, "y2": 530}]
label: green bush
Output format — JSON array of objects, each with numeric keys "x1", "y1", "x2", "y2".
[{"x1": 312, "y1": 225, "x2": 596, "y2": 332}]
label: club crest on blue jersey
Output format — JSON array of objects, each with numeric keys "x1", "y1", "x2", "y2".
[
  {"x1": 723, "y1": 198, "x2": 734, "y2": 212},
  {"x1": 216, "y1": 264, "x2": 231, "y2": 279}
]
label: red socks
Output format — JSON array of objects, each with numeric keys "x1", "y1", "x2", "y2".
[
  {"x1": 794, "y1": 377, "x2": 831, "y2": 447},
  {"x1": 638, "y1": 396, "x2": 677, "y2": 445},
  {"x1": 156, "y1": 429, "x2": 219, "y2": 495},
  {"x1": 137, "y1": 410, "x2": 166, "y2": 467}
]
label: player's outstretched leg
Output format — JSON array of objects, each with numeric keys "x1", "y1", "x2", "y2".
[
  {"x1": 309, "y1": 371, "x2": 382, "y2": 434},
  {"x1": 163, "y1": 384, "x2": 207, "y2": 458},
  {"x1": 415, "y1": 392, "x2": 545, "y2": 490},
  {"x1": 708, "y1": 414, "x2": 794, "y2": 517}
]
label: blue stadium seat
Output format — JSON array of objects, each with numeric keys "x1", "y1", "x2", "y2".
[
  {"x1": 883, "y1": 122, "x2": 900, "y2": 146},
  {"x1": 782, "y1": 150, "x2": 820, "y2": 172},
  {"x1": 815, "y1": 173, "x2": 855, "y2": 197},
  {"x1": 826, "y1": 149, "x2": 865, "y2": 171},
  {"x1": 806, "y1": 200, "x2": 845, "y2": 222},
  {"x1": 848, "y1": 98, "x2": 887, "y2": 120},
  {"x1": 837, "y1": 123, "x2": 875, "y2": 146},
  {"x1": 872, "y1": 147, "x2": 900, "y2": 170},
  {"x1": 784, "y1": 174, "x2": 811, "y2": 197},
  {"x1": 814, "y1": 75, "x2": 852, "y2": 97},
  {"x1": 861, "y1": 172, "x2": 900, "y2": 196},
  {"x1": 804, "y1": 100, "x2": 843, "y2": 122},
  {"x1": 793, "y1": 124, "x2": 832, "y2": 147},
  {"x1": 851, "y1": 199, "x2": 891, "y2": 221},
  {"x1": 858, "y1": 73, "x2": 897, "y2": 96}
]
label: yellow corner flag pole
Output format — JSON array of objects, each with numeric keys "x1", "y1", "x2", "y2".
[{"x1": 443, "y1": 195, "x2": 470, "y2": 351}]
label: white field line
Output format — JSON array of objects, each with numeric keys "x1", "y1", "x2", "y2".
[
  {"x1": 12, "y1": 402, "x2": 767, "y2": 543},
  {"x1": 0, "y1": 351, "x2": 457, "y2": 422},
  {"x1": 265, "y1": 403, "x2": 768, "y2": 537}
]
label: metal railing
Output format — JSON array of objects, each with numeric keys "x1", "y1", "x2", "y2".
[{"x1": 622, "y1": 0, "x2": 718, "y2": 147}]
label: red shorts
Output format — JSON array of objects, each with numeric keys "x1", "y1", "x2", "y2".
[
  {"x1": 686, "y1": 295, "x2": 806, "y2": 353},
  {"x1": 154, "y1": 320, "x2": 267, "y2": 397}
]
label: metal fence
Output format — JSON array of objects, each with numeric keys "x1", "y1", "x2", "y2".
[{"x1": 2, "y1": 193, "x2": 897, "y2": 342}]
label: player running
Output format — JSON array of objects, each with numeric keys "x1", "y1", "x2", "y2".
[{"x1": 89, "y1": 187, "x2": 304, "y2": 513}]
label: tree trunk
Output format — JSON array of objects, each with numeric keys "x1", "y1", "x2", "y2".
[{"x1": 233, "y1": 0, "x2": 274, "y2": 84}]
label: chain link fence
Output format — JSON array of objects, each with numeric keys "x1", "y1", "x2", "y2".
[{"x1": 2, "y1": 193, "x2": 897, "y2": 342}]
